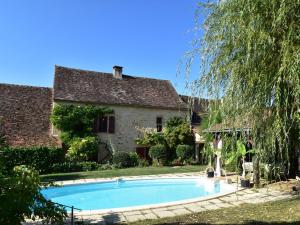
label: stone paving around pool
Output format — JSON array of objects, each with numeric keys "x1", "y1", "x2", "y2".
[{"x1": 23, "y1": 172, "x2": 296, "y2": 225}]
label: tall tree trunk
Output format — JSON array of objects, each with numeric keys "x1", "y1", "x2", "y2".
[{"x1": 253, "y1": 156, "x2": 260, "y2": 187}]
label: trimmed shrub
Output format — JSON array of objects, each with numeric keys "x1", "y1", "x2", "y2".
[
  {"x1": 176, "y1": 145, "x2": 194, "y2": 162},
  {"x1": 149, "y1": 144, "x2": 167, "y2": 165},
  {"x1": 0, "y1": 147, "x2": 65, "y2": 174},
  {"x1": 112, "y1": 151, "x2": 133, "y2": 168},
  {"x1": 51, "y1": 162, "x2": 81, "y2": 173}
]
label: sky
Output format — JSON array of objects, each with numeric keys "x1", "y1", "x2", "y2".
[{"x1": 0, "y1": 0, "x2": 203, "y2": 94}]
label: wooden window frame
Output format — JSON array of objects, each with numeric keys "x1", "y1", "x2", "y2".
[{"x1": 94, "y1": 114, "x2": 115, "y2": 134}]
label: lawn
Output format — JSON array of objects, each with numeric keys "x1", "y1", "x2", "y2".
[
  {"x1": 128, "y1": 197, "x2": 300, "y2": 225},
  {"x1": 40, "y1": 165, "x2": 206, "y2": 182}
]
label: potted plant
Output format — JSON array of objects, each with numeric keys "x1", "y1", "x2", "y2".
[
  {"x1": 206, "y1": 167, "x2": 215, "y2": 178},
  {"x1": 204, "y1": 144, "x2": 215, "y2": 178},
  {"x1": 240, "y1": 173, "x2": 251, "y2": 188}
]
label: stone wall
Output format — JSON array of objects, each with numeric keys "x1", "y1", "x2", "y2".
[
  {"x1": 97, "y1": 105, "x2": 188, "y2": 152},
  {"x1": 53, "y1": 101, "x2": 188, "y2": 152}
]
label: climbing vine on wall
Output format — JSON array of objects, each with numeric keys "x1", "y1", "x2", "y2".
[{"x1": 51, "y1": 104, "x2": 112, "y2": 161}]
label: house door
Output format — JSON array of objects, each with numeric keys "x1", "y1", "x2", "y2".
[{"x1": 136, "y1": 147, "x2": 151, "y2": 162}]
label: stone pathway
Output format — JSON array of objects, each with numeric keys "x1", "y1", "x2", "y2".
[
  {"x1": 24, "y1": 173, "x2": 296, "y2": 225},
  {"x1": 71, "y1": 189, "x2": 293, "y2": 224}
]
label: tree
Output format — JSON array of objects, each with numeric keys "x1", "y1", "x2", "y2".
[
  {"x1": 187, "y1": 0, "x2": 300, "y2": 177},
  {"x1": 164, "y1": 117, "x2": 194, "y2": 150},
  {"x1": 0, "y1": 165, "x2": 67, "y2": 225}
]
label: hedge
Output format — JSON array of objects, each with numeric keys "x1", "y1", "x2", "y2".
[
  {"x1": 0, "y1": 147, "x2": 65, "y2": 174},
  {"x1": 51, "y1": 161, "x2": 106, "y2": 173}
]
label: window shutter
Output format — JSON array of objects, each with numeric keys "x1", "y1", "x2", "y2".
[{"x1": 108, "y1": 116, "x2": 115, "y2": 133}]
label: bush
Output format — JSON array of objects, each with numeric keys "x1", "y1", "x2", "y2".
[
  {"x1": 171, "y1": 158, "x2": 183, "y2": 166},
  {"x1": 149, "y1": 144, "x2": 167, "y2": 165},
  {"x1": 164, "y1": 118, "x2": 195, "y2": 150},
  {"x1": 176, "y1": 145, "x2": 194, "y2": 162},
  {"x1": 51, "y1": 162, "x2": 81, "y2": 173},
  {"x1": 112, "y1": 151, "x2": 134, "y2": 168},
  {"x1": 128, "y1": 152, "x2": 139, "y2": 167},
  {"x1": 98, "y1": 163, "x2": 113, "y2": 170},
  {"x1": 0, "y1": 165, "x2": 67, "y2": 225},
  {"x1": 135, "y1": 129, "x2": 165, "y2": 146},
  {"x1": 67, "y1": 136, "x2": 98, "y2": 161},
  {"x1": 0, "y1": 147, "x2": 65, "y2": 174},
  {"x1": 51, "y1": 161, "x2": 100, "y2": 173},
  {"x1": 138, "y1": 158, "x2": 150, "y2": 167}
]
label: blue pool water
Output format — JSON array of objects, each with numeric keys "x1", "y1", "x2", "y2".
[{"x1": 42, "y1": 178, "x2": 223, "y2": 211}]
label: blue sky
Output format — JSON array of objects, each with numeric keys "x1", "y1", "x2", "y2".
[{"x1": 0, "y1": 0, "x2": 203, "y2": 94}]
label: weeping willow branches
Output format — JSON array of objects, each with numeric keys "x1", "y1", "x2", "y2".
[{"x1": 189, "y1": 0, "x2": 300, "y2": 176}]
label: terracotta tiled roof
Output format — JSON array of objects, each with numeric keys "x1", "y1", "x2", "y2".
[
  {"x1": 0, "y1": 83, "x2": 60, "y2": 147},
  {"x1": 54, "y1": 66, "x2": 188, "y2": 110}
]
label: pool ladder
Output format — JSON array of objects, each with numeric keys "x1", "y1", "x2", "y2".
[{"x1": 116, "y1": 177, "x2": 124, "y2": 184}]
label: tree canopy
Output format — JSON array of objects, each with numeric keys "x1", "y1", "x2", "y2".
[{"x1": 188, "y1": 0, "x2": 300, "y2": 176}]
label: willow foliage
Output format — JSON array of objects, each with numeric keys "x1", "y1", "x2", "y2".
[{"x1": 190, "y1": 0, "x2": 300, "y2": 176}]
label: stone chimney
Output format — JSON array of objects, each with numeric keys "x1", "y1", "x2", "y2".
[{"x1": 113, "y1": 66, "x2": 123, "y2": 79}]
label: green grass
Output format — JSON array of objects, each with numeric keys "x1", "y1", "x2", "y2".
[
  {"x1": 40, "y1": 165, "x2": 206, "y2": 182},
  {"x1": 129, "y1": 197, "x2": 300, "y2": 225}
]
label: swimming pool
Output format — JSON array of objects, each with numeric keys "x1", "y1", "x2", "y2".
[{"x1": 42, "y1": 177, "x2": 235, "y2": 212}]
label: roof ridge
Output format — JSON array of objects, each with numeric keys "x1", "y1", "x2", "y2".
[
  {"x1": 55, "y1": 65, "x2": 170, "y2": 82},
  {"x1": 55, "y1": 65, "x2": 112, "y2": 76}
]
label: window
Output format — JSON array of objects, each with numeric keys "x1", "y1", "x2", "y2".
[
  {"x1": 99, "y1": 116, "x2": 108, "y2": 132},
  {"x1": 156, "y1": 117, "x2": 162, "y2": 132},
  {"x1": 94, "y1": 115, "x2": 115, "y2": 133}
]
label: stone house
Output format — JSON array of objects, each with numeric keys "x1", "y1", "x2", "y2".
[{"x1": 0, "y1": 65, "x2": 188, "y2": 159}]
